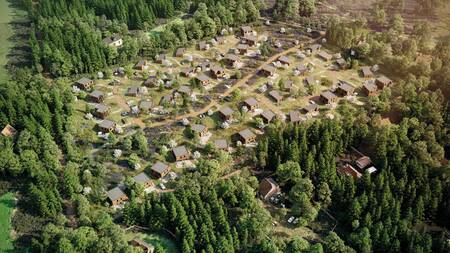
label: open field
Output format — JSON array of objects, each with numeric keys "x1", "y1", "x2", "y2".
[
  {"x1": 0, "y1": 0, "x2": 15, "y2": 82},
  {"x1": 127, "y1": 231, "x2": 179, "y2": 253},
  {"x1": 0, "y1": 192, "x2": 16, "y2": 252}
]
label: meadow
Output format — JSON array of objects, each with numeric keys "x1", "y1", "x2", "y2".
[{"x1": 0, "y1": 192, "x2": 16, "y2": 252}]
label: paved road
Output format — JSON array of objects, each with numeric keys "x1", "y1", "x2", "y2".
[{"x1": 147, "y1": 44, "x2": 304, "y2": 128}]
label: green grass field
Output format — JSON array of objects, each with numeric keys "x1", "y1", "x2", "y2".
[
  {"x1": 130, "y1": 232, "x2": 179, "y2": 253},
  {"x1": 0, "y1": 0, "x2": 15, "y2": 82},
  {"x1": 0, "y1": 192, "x2": 16, "y2": 252}
]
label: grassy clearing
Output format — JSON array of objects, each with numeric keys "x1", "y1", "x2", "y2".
[
  {"x1": 129, "y1": 231, "x2": 179, "y2": 253},
  {"x1": 148, "y1": 16, "x2": 184, "y2": 37},
  {"x1": 0, "y1": 192, "x2": 16, "y2": 252},
  {"x1": 0, "y1": 0, "x2": 15, "y2": 82}
]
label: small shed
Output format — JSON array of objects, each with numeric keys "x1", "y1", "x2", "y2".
[
  {"x1": 214, "y1": 139, "x2": 229, "y2": 152},
  {"x1": 98, "y1": 120, "x2": 116, "y2": 133},
  {"x1": 238, "y1": 129, "x2": 257, "y2": 144},
  {"x1": 335, "y1": 80, "x2": 355, "y2": 96},
  {"x1": 210, "y1": 65, "x2": 225, "y2": 79},
  {"x1": 133, "y1": 172, "x2": 154, "y2": 189},
  {"x1": 278, "y1": 56, "x2": 291, "y2": 66},
  {"x1": 360, "y1": 66, "x2": 374, "y2": 78},
  {"x1": 1, "y1": 124, "x2": 17, "y2": 137},
  {"x1": 363, "y1": 80, "x2": 378, "y2": 96},
  {"x1": 218, "y1": 106, "x2": 234, "y2": 121},
  {"x1": 269, "y1": 90, "x2": 283, "y2": 104},
  {"x1": 75, "y1": 77, "x2": 93, "y2": 90},
  {"x1": 134, "y1": 60, "x2": 149, "y2": 70},
  {"x1": 191, "y1": 124, "x2": 209, "y2": 137},
  {"x1": 320, "y1": 91, "x2": 338, "y2": 104},
  {"x1": 237, "y1": 44, "x2": 249, "y2": 55},
  {"x1": 375, "y1": 76, "x2": 393, "y2": 89},
  {"x1": 260, "y1": 110, "x2": 276, "y2": 123},
  {"x1": 303, "y1": 104, "x2": 319, "y2": 114},
  {"x1": 196, "y1": 74, "x2": 211, "y2": 86},
  {"x1": 89, "y1": 90, "x2": 104, "y2": 103},
  {"x1": 260, "y1": 65, "x2": 276, "y2": 77},
  {"x1": 94, "y1": 104, "x2": 110, "y2": 119},
  {"x1": 337, "y1": 164, "x2": 362, "y2": 180},
  {"x1": 173, "y1": 146, "x2": 190, "y2": 161},
  {"x1": 317, "y1": 51, "x2": 332, "y2": 61},
  {"x1": 244, "y1": 97, "x2": 259, "y2": 111}
]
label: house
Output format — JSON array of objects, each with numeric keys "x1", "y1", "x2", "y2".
[
  {"x1": 160, "y1": 94, "x2": 174, "y2": 105},
  {"x1": 306, "y1": 44, "x2": 321, "y2": 53},
  {"x1": 320, "y1": 91, "x2": 338, "y2": 104},
  {"x1": 337, "y1": 164, "x2": 362, "y2": 180},
  {"x1": 335, "y1": 80, "x2": 355, "y2": 96},
  {"x1": 175, "y1": 47, "x2": 186, "y2": 57},
  {"x1": 155, "y1": 54, "x2": 166, "y2": 64},
  {"x1": 1, "y1": 124, "x2": 17, "y2": 137},
  {"x1": 198, "y1": 41, "x2": 208, "y2": 51},
  {"x1": 289, "y1": 110, "x2": 303, "y2": 124},
  {"x1": 134, "y1": 60, "x2": 149, "y2": 70},
  {"x1": 375, "y1": 76, "x2": 393, "y2": 89},
  {"x1": 360, "y1": 66, "x2": 374, "y2": 78},
  {"x1": 180, "y1": 67, "x2": 195, "y2": 77},
  {"x1": 143, "y1": 76, "x2": 158, "y2": 87},
  {"x1": 107, "y1": 187, "x2": 128, "y2": 206},
  {"x1": 129, "y1": 239, "x2": 154, "y2": 253},
  {"x1": 139, "y1": 100, "x2": 153, "y2": 113},
  {"x1": 210, "y1": 65, "x2": 225, "y2": 79},
  {"x1": 172, "y1": 146, "x2": 190, "y2": 161},
  {"x1": 243, "y1": 35, "x2": 258, "y2": 46},
  {"x1": 363, "y1": 80, "x2": 378, "y2": 96},
  {"x1": 269, "y1": 90, "x2": 283, "y2": 104},
  {"x1": 151, "y1": 162, "x2": 171, "y2": 179},
  {"x1": 98, "y1": 120, "x2": 116, "y2": 133},
  {"x1": 335, "y1": 58, "x2": 347, "y2": 69},
  {"x1": 75, "y1": 77, "x2": 93, "y2": 90},
  {"x1": 303, "y1": 76, "x2": 316, "y2": 86},
  {"x1": 218, "y1": 106, "x2": 234, "y2": 121},
  {"x1": 260, "y1": 65, "x2": 276, "y2": 77},
  {"x1": 259, "y1": 178, "x2": 281, "y2": 201},
  {"x1": 133, "y1": 172, "x2": 154, "y2": 189},
  {"x1": 89, "y1": 90, "x2": 104, "y2": 103},
  {"x1": 197, "y1": 60, "x2": 211, "y2": 72},
  {"x1": 244, "y1": 97, "x2": 259, "y2": 111},
  {"x1": 240, "y1": 26, "x2": 254, "y2": 37},
  {"x1": 196, "y1": 74, "x2": 211, "y2": 86},
  {"x1": 237, "y1": 44, "x2": 249, "y2": 55},
  {"x1": 238, "y1": 129, "x2": 257, "y2": 144},
  {"x1": 278, "y1": 56, "x2": 291, "y2": 66},
  {"x1": 225, "y1": 54, "x2": 241, "y2": 67},
  {"x1": 94, "y1": 104, "x2": 110, "y2": 119},
  {"x1": 303, "y1": 104, "x2": 319, "y2": 115},
  {"x1": 356, "y1": 156, "x2": 372, "y2": 170},
  {"x1": 127, "y1": 87, "x2": 143, "y2": 97},
  {"x1": 103, "y1": 34, "x2": 123, "y2": 47},
  {"x1": 214, "y1": 36, "x2": 226, "y2": 44},
  {"x1": 317, "y1": 51, "x2": 332, "y2": 61},
  {"x1": 191, "y1": 124, "x2": 209, "y2": 137},
  {"x1": 260, "y1": 110, "x2": 276, "y2": 123},
  {"x1": 295, "y1": 65, "x2": 308, "y2": 75},
  {"x1": 214, "y1": 139, "x2": 229, "y2": 152},
  {"x1": 178, "y1": 85, "x2": 192, "y2": 96}
]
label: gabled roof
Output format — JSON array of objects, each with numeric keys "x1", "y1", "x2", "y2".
[
  {"x1": 214, "y1": 139, "x2": 228, "y2": 150},
  {"x1": 176, "y1": 47, "x2": 186, "y2": 56},
  {"x1": 103, "y1": 34, "x2": 122, "y2": 44},
  {"x1": 363, "y1": 80, "x2": 378, "y2": 92},
  {"x1": 95, "y1": 104, "x2": 110, "y2": 113},
  {"x1": 244, "y1": 97, "x2": 258, "y2": 107},
  {"x1": 262, "y1": 64, "x2": 276, "y2": 73},
  {"x1": 259, "y1": 178, "x2": 280, "y2": 199},
  {"x1": 337, "y1": 80, "x2": 355, "y2": 92},
  {"x1": 239, "y1": 128, "x2": 256, "y2": 140},
  {"x1": 219, "y1": 106, "x2": 234, "y2": 116},
  {"x1": 338, "y1": 164, "x2": 362, "y2": 179},
  {"x1": 317, "y1": 51, "x2": 332, "y2": 60},
  {"x1": 269, "y1": 90, "x2": 283, "y2": 101},
  {"x1": 99, "y1": 120, "x2": 115, "y2": 129},
  {"x1": 191, "y1": 124, "x2": 207, "y2": 133},
  {"x1": 237, "y1": 44, "x2": 249, "y2": 50},
  {"x1": 304, "y1": 104, "x2": 318, "y2": 113},
  {"x1": 225, "y1": 54, "x2": 240, "y2": 62},
  {"x1": 261, "y1": 110, "x2": 276, "y2": 122},
  {"x1": 361, "y1": 66, "x2": 373, "y2": 77},
  {"x1": 196, "y1": 73, "x2": 210, "y2": 82},
  {"x1": 244, "y1": 34, "x2": 258, "y2": 42},
  {"x1": 107, "y1": 187, "x2": 126, "y2": 202},
  {"x1": 90, "y1": 90, "x2": 104, "y2": 98},
  {"x1": 133, "y1": 172, "x2": 152, "y2": 184},
  {"x1": 376, "y1": 76, "x2": 392, "y2": 85},
  {"x1": 151, "y1": 161, "x2": 169, "y2": 174},
  {"x1": 76, "y1": 77, "x2": 92, "y2": 86},
  {"x1": 320, "y1": 91, "x2": 337, "y2": 100},
  {"x1": 178, "y1": 85, "x2": 192, "y2": 94},
  {"x1": 278, "y1": 55, "x2": 291, "y2": 64},
  {"x1": 356, "y1": 156, "x2": 372, "y2": 169},
  {"x1": 210, "y1": 65, "x2": 224, "y2": 73},
  {"x1": 289, "y1": 110, "x2": 302, "y2": 123},
  {"x1": 173, "y1": 146, "x2": 189, "y2": 158},
  {"x1": 1, "y1": 124, "x2": 17, "y2": 137},
  {"x1": 139, "y1": 100, "x2": 153, "y2": 110},
  {"x1": 241, "y1": 26, "x2": 253, "y2": 32}
]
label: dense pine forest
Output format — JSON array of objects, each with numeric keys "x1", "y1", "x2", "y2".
[{"x1": 0, "y1": 0, "x2": 449, "y2": 252}]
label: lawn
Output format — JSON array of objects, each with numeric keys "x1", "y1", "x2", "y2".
[
  {"x1": 0, "y1": 0, "x2": 15, "y2": 82},
  {"x1": 0, "y1": 192, "x2": 16, "y2": 252},
  {"x1": 130, "y1": 231, "x2": 179, "y2": 253}
]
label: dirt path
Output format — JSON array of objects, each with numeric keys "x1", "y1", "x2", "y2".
[{"x1": 147, "y1": 44, "x2": 305, "y2": 128}]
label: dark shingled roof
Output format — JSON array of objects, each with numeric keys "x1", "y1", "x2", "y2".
[
  {"x1": 239, "y1": 128, "x2": 256, "y2": 140},
  {"x1": 289, "y1": 110, "x2": 302, "y2": 123},
  {"x1": 196, "y1": 73, "x2": 210, "y2": 82},
  {"x1": 133, "y1": 172, "x2": 151, "y2": 184},
  {"x1": 244, "y1": 97, "x2": 258, "y2": 107},
  {"x1": 214, "y1": 139, "x2": 228, "y2": 150},
  {"x1": 321, "y1": 91, "x2": 337, "y2": 100},
  {"x1": 261, "y1": 110, "x2": 276, "y2": 122},
  {"x1": 269, "y1": 90, "x2": 283, "y2": 102},
  {"x1": 219, "y1": 106, "x2": 234, "y2": 116},
  {"x1": 151, "y1": 162, "x2": 169, "y2": 174}
]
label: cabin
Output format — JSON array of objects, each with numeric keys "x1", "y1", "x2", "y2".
[
  {"x1": 1, "y1": 124, "x2": 17, "y2": 137},
  {"x1": 197, "y1": 60, "x2": 211, "y2": 72},
  {"x1": 269, "y1": 90, "x2": 283, "y2": 104},
  {"x1": 134, "y1": 60, "x2": 149, "y2": 70},
  {"x1": 237, "y1": 44, "x2": 249, "y2": 55},
  {"x1": 196, "y1": 74, "x2": 211, "y2": 86},
  {"x1": 98, "y1": 120, "x2": 116, "y2": 133},
  {"x1": 243, "y1": 35, "x2": 258, "y2": 46},
  {"x1": 320, "y1": 91, "x2": 338, "y2": 104},
  {"x1": 143, "y1": 76, "x2": 158, "y2": 87},
  {"x1": 225, "y1": 54, "x2": 241, "y2": 67},
  {"x1": 244, "y1": 97, "x2": 259, "y2": 111},
  {"x1": 198, "y1": 41, "x2": 208, "y2": 51},
  {"x1": 133, "y1": 172, "x2": 154, "y2": 189},
  {"x1": 278, "y1": 56, "x2": 291, "y2": 66},
  {"x1": 214, "y1": 36, "x2": 226, "y2": 44},
  {"x1": 88, "y1": 90, "x2": 104, "y2": 103},
  {"x1": 103, "y1": 34, "x2": 123, "y2": 47},
  {"x1": 178, "y1": 85, "x2": 192, "y2": 96},
  {"x1": 260, "y1": 65, "x2": 276, "y2": 77},
  {"x1": 289, "y1": 110, "x2": 303, "y2": 124},
  {"x1": 175, "y1": 48, "x2": 186, "y2": 57},
  {"x1": 107, "y1": 187, "x2": 128, "y2": 206},
  {"x1": 160, "y1": 94, "x2": 174, "y2": 105},
  {"x1": 210, "y1": 65, "x2": 225, "y2": 79},
  {"x1": 335, "y1": 80, "x2": 355, "y2": 96},
  {"x1": 363, "y1": 80, "x2": 378, "y2": 96},
  {"x1": 306, "y1": 44, "x2": 321, "y2": 53},
  {"x1": 356, "y1": 156, "x2": 372, "y2": 170},
  {"x1": 180, "y1": 67, "x2": 195, "y2": 77},
  {"x1": 240, "y1": 26, "x2": 254, "y2": 37},
  {"x1": 173, "y1": 146, "x2": 190, "y2": 161},
  {"x1": 337, "y1": 164, "x2": 362, "y2": 180},
  {"x1": 139, "y1": 100, "x2": 153, "y2": 113},
  {"x1": 238, "y1": 129, "x2": 257, "y2": 144},
  {"x1": 335, "y1": 58, "x2": 347, "y2": 69},
  {"x1": 191, "y1": 124, "x2": 209, "y2": 137},
  {"x1": 75, "y1": 77, "x2": 94, "y2": 90},
  {"x1": 218, "y1": 106, "x2": 234, "y2": 121},
  {"x1": 259, "y1": 178, "x2": 281, "y2": 201},
  {"x1": 360, "y1": 66, "x2": 374, "y2": 78},
  {"x1": 317, "y1": 51, "x2": 332, "y2": 61},
  {"x1": 214, "y1": 139, "x2": 229, "y2": 152},
  {"x1": 303, "y1": 104, "x2": 319, "y2": 115},
  {"x1": 375, "y1": 76, "x2": 393, "y2": 89},
  {"x1": 151, "y1": 162, "x2": 171, "y2": 179},
  {"x1": 260, "y1": 110, "x2": 276, "y2": 123},
  {"x1": 129, "y1": 239, "x2": 154, "y2": 253},
  {"x1": 127, "y1": 87, "x2": 143, "y2": 97},
  {"x1": 94, "y1": 104, "x2": 110, "y2": 119},
  {"x1": 295, "y1": 65, "x2": 308, "y2": 76},
  {"x1": 303, "y1": 76, "x2": 316, "y2": 86},
  {"x1": 155, "y1": 54, "x2": 166, "y2": 64}
]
